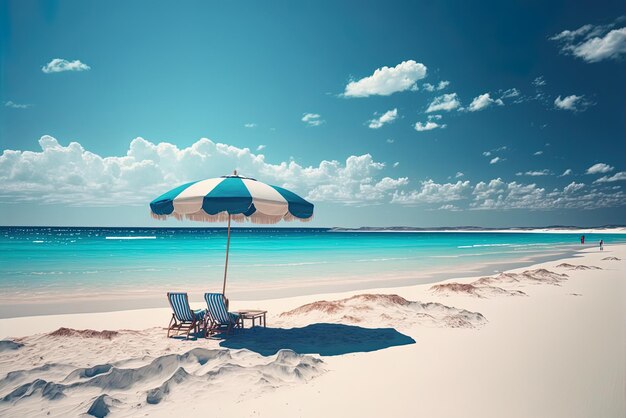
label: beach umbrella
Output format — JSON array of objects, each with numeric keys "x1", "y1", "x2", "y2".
[{"x1": 149, "y1": 171, "x2": 314, "y2": 296}]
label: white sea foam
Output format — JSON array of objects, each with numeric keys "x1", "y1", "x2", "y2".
[
  {"x1": 105, "y1": 236, "x2": 156, "y2": 240},
  {"x1": 354, "y1": 257, "x2": 412, "y2": 262},
  {"x1": 457, "y1": 243, "x2": 512, "y2": 248},
  {"x1": 251, "y1": 261, "x2": 329, "y2": 267}
]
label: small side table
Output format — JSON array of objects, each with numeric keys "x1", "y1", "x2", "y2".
[{"x1": 236, "y1": 310, "x2": 267, "y2": 328}]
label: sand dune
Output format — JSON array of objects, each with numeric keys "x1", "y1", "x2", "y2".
[
  {"x1": 429, "y1": 268, "x2": 568, "y2": 298},
  {"x1": 474, "y1": 268, "x2": 568, "y2": 286},
  {"x1": 430, "y1": 282, "x2": 527, "y2": 298},
  {"x1": 601, "y1": 256, "x2": 620, "y2": 261},
  {"x1": 278, "y1": 294, "x2": 487, "y2": 329},
  {"x1": 556, "y1": 263, "x2": 602, "y2": 270},
  {"x1": 48, "y1": 327, "x2": 120, "y2": 339}
]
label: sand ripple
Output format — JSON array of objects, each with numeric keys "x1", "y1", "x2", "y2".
[{"x1": 0, "y1": 347, "x2": 324, "y2": 416}]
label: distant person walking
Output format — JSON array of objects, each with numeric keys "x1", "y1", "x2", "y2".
[
  {"x1": 599, "y1": 240, "x2": 604, "y2": 251},
  {"x1": 580, "y1": 235, "x2": 585, "y2": 244}
]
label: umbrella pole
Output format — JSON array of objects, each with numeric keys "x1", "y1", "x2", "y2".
[{"x1": 222, "y1": 214, "x2": 231, "y2": 296}]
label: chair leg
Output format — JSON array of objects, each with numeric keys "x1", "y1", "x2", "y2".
[
  {"x1": 167, "y1": 315, "x2": 175, "y2": 338},
  {"x1": 185, "y1": 323, "x2": 191, "y2": 340}
]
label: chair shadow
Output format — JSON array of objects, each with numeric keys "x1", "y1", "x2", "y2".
[{"x1": 218, "y1": 323, "x2": 416, "y2": 356}]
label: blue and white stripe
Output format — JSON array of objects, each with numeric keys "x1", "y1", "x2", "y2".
[
  {"x1": 204, "y1": 293, "x2": 239, "y2": 325},
  {"x1": 150, "y1": 175, "x2": 314, "y2": 224},
  {"x1": 168, "y1": 292, "x2": 202, "y2": 322}
]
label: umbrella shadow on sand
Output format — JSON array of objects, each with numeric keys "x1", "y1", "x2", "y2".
[{"x1": 217, "y1": 323, "x2": 416, "y2": 356}]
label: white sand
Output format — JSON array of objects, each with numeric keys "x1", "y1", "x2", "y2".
[{"x1": 0, "y1": 245, "x2": 624, "y2": 417}]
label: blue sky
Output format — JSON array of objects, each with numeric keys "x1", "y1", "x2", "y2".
[{"x1": 1, "y1": 0, "x2": 625, "y2": 227}]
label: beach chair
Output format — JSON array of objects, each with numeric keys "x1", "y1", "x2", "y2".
[
  {"x1": 204, "y1": 293, "x2": 241, "y2": 336},
  {"x1": 166, "y1": 292, "x2": 206, "y2": 339}
]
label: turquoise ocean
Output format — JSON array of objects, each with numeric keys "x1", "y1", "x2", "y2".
[{"x1": 1, "y1": 227, "x2": 624, "y2": 317}]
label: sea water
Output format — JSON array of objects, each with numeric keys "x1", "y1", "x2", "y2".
[{"x1": 1, "y1": 227, "x2": 623, "y2": 315}]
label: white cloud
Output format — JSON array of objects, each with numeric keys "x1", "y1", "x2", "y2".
[
  {"x1": 482, "y1": 151, "x2": 491, "y2": 157},
  {"x1": 391, "y1": 180, "x2": 471, "y2": 204},
  {"x1": 489, "y1": 157, "x2": 502, "y2": 164},
  {"x1": 386, "y1": 138, "x2": 395, "y2": 144},
  {"x1": 437, "y1": 81, "x2": 450, "y2": 90},
  {"x1": 468, "y1": 93, "x2": 504, "y2": 112},
  {"x1": 499, "y1": 88, "x2": 520, "y2": 99},
  {"x1": 554, "y1": 94, "x2": 587, "y2": 111},
  {"x1": 469, "y1": 178, "x2": 625, "y2": 210},
  {"x1": 424, "y1": 81, "x2": 450, "y2": 92},
  {"x1": 256, "y1": 145, "x2": 266, "y2": 151},
  {"x1": 414, "y1": 120, "x2": 446, "y2": 132},
  {"x1": 0, "y1": 135, "x2": 409, "y2": 206},
  {"x1": 570, "y1": 28, "x2": 626, "y2": 62},
  {"x1": 550, "y1": 24, "x2": 596, "y2": 42},
  {"x1": 550, "y1": 19, "x2": 626, "y2": 63},
  {"x1": 368, "y1": 108, "x2": 398, "y2": 129},
  {"x1": 472, "y1": 181, "x2": 545, "y2": 210},
  {"x1": 593, "y1": 172, "x2": 626, "y2": 183},
  {"x1": 455, "y1": 172, "x2": 464, "y2": 178},
  {"x1": 393, "y1": 162, "x2": 400, "y2": 168},
  {"x1": 244, "y1": 123, "x2": 257, "y2": 128},
  {"x1": 426, "y1": 93, "x2": 461, "y2": 112},
  {"x1": 5, "y1": 101, "x2": 31, "y2": 109},
  {"x1": 533, "y1": 76, "x2": 547, "y2": 87},
  {"x1": 302, "y1": 113, "x2": 324, "y2": 126},
  {"x1": 586, "y1": 163, "x2": 614, "y2": 174},
  {"x1": 343, "y1": 60, "x2": 427, "y2": 97},
  {"x1": 515, "y1": 169, "x2": 551, "y2": 176},
  {"x1": 533, "y1": 151, "x2": 543, "y2": 156},
  {"x1": 559, "y1": 169, "x2": 572, "y2": 177},
  {"x1": 438, "y1": 204, "x2": 460, "y2": 211},
  {"x1": 392, "y1": 176, "x2": 625, "y2": 210},
  {"x1": 42, "y1": 58, "x2": 90, "y2": 73},
  {"x1": 563, "y1": 182, "x2": 585, "y2": 193}
]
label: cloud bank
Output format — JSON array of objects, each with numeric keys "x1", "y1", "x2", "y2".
[
  {"x1": 1, "y1": 136, "x2": 623, "y2": 212},
  {"x1": 0, "y1": 136, "x2": 408, "y2": 206}
]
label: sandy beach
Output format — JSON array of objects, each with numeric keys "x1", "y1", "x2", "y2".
[
  {"x1": 4, "y1": 1, "x2": 626, "y2": 416},
  {"x1": 0, "y1": 244, "x2": 624, "y2": 417}
]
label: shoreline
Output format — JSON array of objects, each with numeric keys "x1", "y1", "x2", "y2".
[
  {"x1": 0, "y1": 243, "x2": 586, "y2": 319},
  {"x1": 0, "y1": 244, "x2": 620, "y2": 335}
]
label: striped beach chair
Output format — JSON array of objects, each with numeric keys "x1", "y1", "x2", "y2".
[
  {"x1": 204, "y1": 293, "x2": 241, "y2": 336},
  {"x1": 166, "y1": 292, "x2": 206, "y2": 339}
]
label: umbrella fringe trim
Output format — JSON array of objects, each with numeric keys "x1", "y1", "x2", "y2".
[{"x1": 150, "y1": 210, "x2": 313, "y2": 224}]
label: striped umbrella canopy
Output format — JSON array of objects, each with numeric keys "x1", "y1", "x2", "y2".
[{"x1": 149, "y1": 171, "x2": 314, "y2": 295}]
